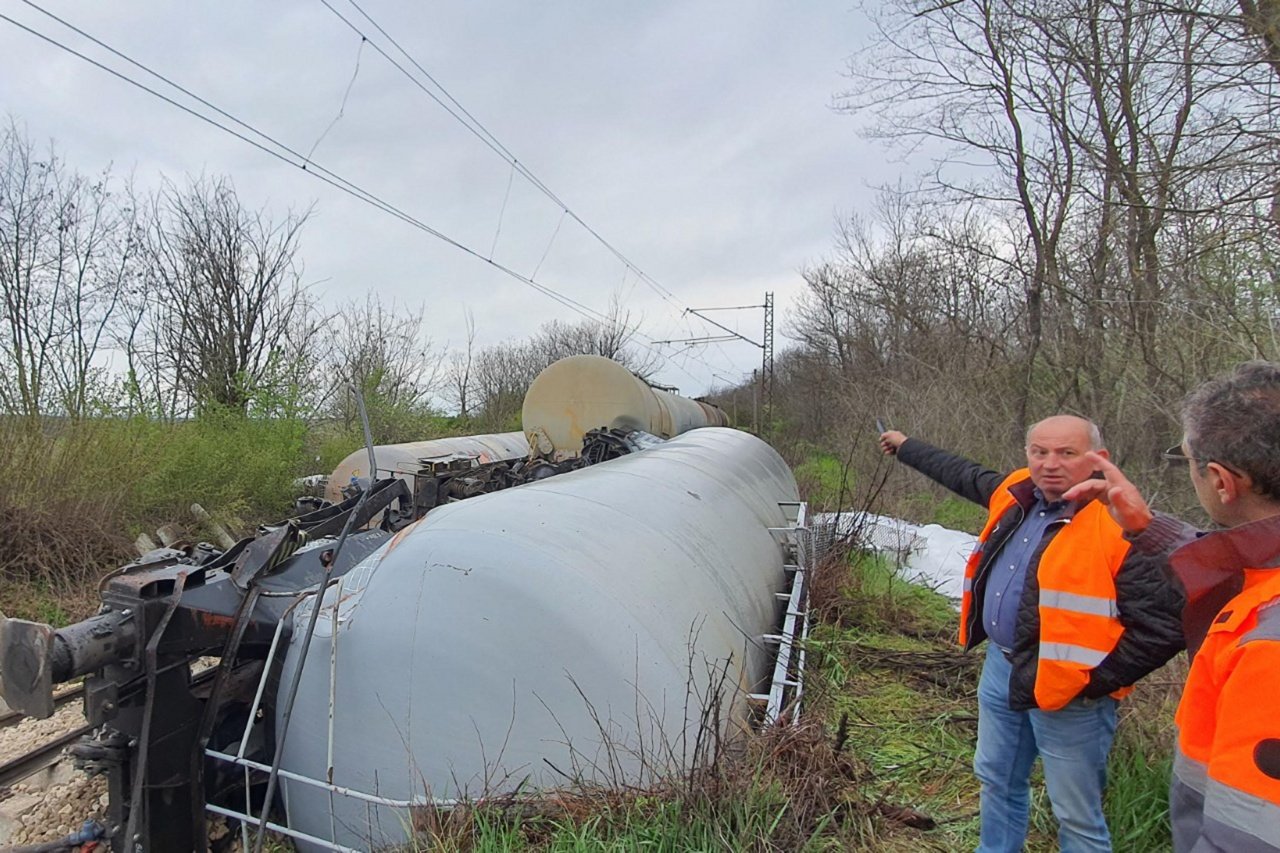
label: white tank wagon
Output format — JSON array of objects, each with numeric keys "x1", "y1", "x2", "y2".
[
  {"x1": 522, "y1": 354, "x2": 729, "y2": 457},
  {"x1": 324, "y1": 432, "x2": 530, "y2": 504},
  {"x1": 273, "y1": 427, "x2": 798, "y2": 851}
]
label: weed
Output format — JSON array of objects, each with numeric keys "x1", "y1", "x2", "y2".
[
  {"x1": 793, "y1": 452, "x2": 853, "y2": 510},
  {"x1": 0, "y1": 412, "x2": 313, "y2": 621}
]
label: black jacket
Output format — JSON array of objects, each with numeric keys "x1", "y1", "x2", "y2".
[{"x1": 896, "y1": 437, "x2": 1185, "y2": 710}]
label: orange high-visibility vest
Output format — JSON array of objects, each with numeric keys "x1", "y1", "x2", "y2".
[
  {"x1": 1172, "y1": 569, "x2": 1280, "y2": 851},
  {"x1": 960, "y1": 469, "x2": 1133, "y2": 710}
]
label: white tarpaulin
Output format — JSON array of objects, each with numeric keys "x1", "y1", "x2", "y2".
[{"x1": 812, "y1": 511, "x2": 977, "y2": 602}]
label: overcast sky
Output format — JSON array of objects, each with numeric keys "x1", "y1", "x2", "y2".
[{"x1": 1, "y1": 1, "x2": 886, "y2": 396}]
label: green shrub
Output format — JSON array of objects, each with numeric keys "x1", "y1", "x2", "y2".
[
  {"x1": 794, "y1": 450, "x2": 853, "y2": 509},
  {"x1": 0, "y1": 411, "x2": 312, "y2": 619},
  {"x1": 128, "y1": 407, "x2": 307, "y2": 522}
]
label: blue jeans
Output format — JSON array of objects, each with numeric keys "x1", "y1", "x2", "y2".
[{"x1": 974, "y1": 642, "x2": 1117, "y2": 853}]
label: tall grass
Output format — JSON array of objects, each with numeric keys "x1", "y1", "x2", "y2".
[
  {"x1": 400, "y1": 720, "x2": 863, "y2": 852},
  {"x1": 0, "y1": 411, "x2": 312, "y2": 621}
]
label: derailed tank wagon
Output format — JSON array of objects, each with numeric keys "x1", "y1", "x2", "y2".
[{"x1": 0, "y1": 356, "x2": 813, "y2": 852}]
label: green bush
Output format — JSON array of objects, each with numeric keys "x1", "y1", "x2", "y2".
[{"x1": 128, "y1": 407, "x2": 308, "y2": 522}]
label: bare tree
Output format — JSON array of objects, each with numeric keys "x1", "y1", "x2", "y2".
[
  {"x1": 1237, "y1": 0, "x2": 1280, "y2": 78},
  {"x1": 840, "y1": 0, "x2": 1280, "y2": 438},
  {"x1": 324, "y1": 293, "x2": 443, "y2": 441},
  {"x1": 445, "y1": 308, "x2": 476, "y2": 418},
  {"x1": 531, "y1": 297, "x2": 658, "y2": 378},
  {"x1": 0, "y1": 119, "x2": 138, "y2": 419},
  {"x1": 461, "y1": 297, "x2": 655, "y2": 427},
  {"x1": 136, "y1": 176, "x2": 323, "y2": 416}
]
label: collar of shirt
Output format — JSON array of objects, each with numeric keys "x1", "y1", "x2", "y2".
[{"x1": 1031, "y1": 487, "x2": 1068, "y2": 514}]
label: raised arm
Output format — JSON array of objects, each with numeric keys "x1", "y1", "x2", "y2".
[{"x1": 881, "y1": 432, "x2": 1004, "y2": 507}]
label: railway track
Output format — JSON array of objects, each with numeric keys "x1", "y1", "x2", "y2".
[
  {"x1": 0, "y1": 686, "x2": 90, "y2": 789},
  {"x1": 0, "y1": 667, "x2": 217, "y2": 790},
  {"x1": 0, "y1": 723, "x2": 94, "y2": 789}
]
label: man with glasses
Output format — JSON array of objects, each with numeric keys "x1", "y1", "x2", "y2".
[
  {"x1": 880, "y1": 417, "x2": 1184, "y2": 852},
  {"x1": 1064, "y1": 361, "x2": 1280, "y2": 852}
]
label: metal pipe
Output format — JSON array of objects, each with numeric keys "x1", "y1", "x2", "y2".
[
  {"x1": 205, "y1": 751, "x2": 419, "y2": 809},
  {"x1": 48, "y1": 611, "x2": 137, "y2": 683},
  {"x1": 205, "y1": 803, "x2": 363, "y2": 853}
]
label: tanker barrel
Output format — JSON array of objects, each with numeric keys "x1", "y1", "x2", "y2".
[
  {"x1": 521, "y1": 354, "x2": 729, "y2": 458},
  {"x1": 0, "y1": 610, "x2": 137, "y2": 718},
  {"x1": 326, "y1": 432, "x2": 530, "y2": 505}
]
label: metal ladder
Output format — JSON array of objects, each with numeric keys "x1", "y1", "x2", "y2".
[{"x1": 750, "y1": 500, "x2": 813, "y2": 725}]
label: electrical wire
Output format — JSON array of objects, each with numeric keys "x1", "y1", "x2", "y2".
[
  {"x1": 5, "y1": 9, "x2": 641, "y2": 334},
  {"x1": 325, "y1": 0, "x2": 687, "y2": 310}
]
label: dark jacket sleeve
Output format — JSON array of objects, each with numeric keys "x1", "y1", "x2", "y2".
[
  {"x1": 1126, "y1": 511, "x2": 1199, "y2": 556},
  {"x1": 1081, "y1": 543, "x2": 1186, "y2": 698},
  {"x1": 894, "y1": 438, "x2": 1005, "y2": 508}
]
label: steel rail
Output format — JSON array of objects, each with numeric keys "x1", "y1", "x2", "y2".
[
  {"x1": 0, "y1": 723, "x2": 93, "y2": 788},
  {"x1": 0, "y1": 665, "x2": 218, "y2": 789}
]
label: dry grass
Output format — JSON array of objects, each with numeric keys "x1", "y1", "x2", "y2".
[
  {"x1": 0, "y1": 419, "x2": 143, "y2": 622},
  {"x1": 0, "y1": 414, "x2": 310, "y2": 623}
]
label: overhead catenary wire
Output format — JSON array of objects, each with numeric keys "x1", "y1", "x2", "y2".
[
  {"x1": 323, "y1": 0, "x2": 687, "y2": 310},
  {"x1": 3, "y1": 3, "x2": 727, "y2": 389},
  {"x1": 4, "y1": 6, "x2": 608, "y2": 324}
]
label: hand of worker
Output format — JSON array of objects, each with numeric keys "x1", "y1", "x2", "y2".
[
  {"x1": 880, "y1": 430, "x2": 907, "y2": 456},
  {"x1": 1062, "y1": 452, "x2": 1153, "y2": 535}
]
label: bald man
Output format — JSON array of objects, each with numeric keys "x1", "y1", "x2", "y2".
[{"x1": 881, "y1": 418, "x2": 1184, "y2": 853}]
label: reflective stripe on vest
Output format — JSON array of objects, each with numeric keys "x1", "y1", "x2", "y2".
[
  {"x1": 1032, "y1": 497, "x2": 1130, "y2": 709},
  {"x1": 1040, "y1": 589, "x2": 1119, "y2": 619},
  {"x1": 1173, "y1": 741, "x2": 1209, "y2": 796},
  {"x1": 1242, "y1": 599, "x2": 1280, "y2": 645},
  {"x1": 1173, "y1": 572, "x2": 1280, "y2": 851},
  {"x1": 1202, "y1": 775, "x2": 1280, "y2": 849},
  {"x1": 1038, "y1": 642, "x2": 1108, "y2": 667}
]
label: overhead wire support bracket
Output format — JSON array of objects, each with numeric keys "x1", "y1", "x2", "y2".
[
  {"x1": 650, "y1": 334, "x2": 741, "y2": 346},
  {"x1": 682, "y1": 307, "x2": 763, "y2": 349},
  {"x1": 675, "y1": 295, "x2": 774, "y2": 431}
]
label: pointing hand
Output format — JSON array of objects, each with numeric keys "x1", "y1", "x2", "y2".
[
  {"x1": 1062, "y1": 452, "x2": 1153, "y2": 534},
  {"x1": 880, "y1": 430, "x2": 907, "y2": 456}
]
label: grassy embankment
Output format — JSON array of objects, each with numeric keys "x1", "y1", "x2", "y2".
[{"x1": 0, "y1": 411, "x2": 421, "y2": 622}]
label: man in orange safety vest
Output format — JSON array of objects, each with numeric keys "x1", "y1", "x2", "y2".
[{"x1": 882, "y1": 416, "x2": 1184, "y2": 852}]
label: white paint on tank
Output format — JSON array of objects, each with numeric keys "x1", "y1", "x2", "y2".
[
  {"x1": 325, "y1": 432, "x2": 530, "y2": 504},
  {"x1": 276, "y1": 427, "x2": 797, "y2": 850}
]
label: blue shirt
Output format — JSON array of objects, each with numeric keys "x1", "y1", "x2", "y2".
[{"x1": 982, "y1": 489, "x2": 1068, "y2": 650}]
